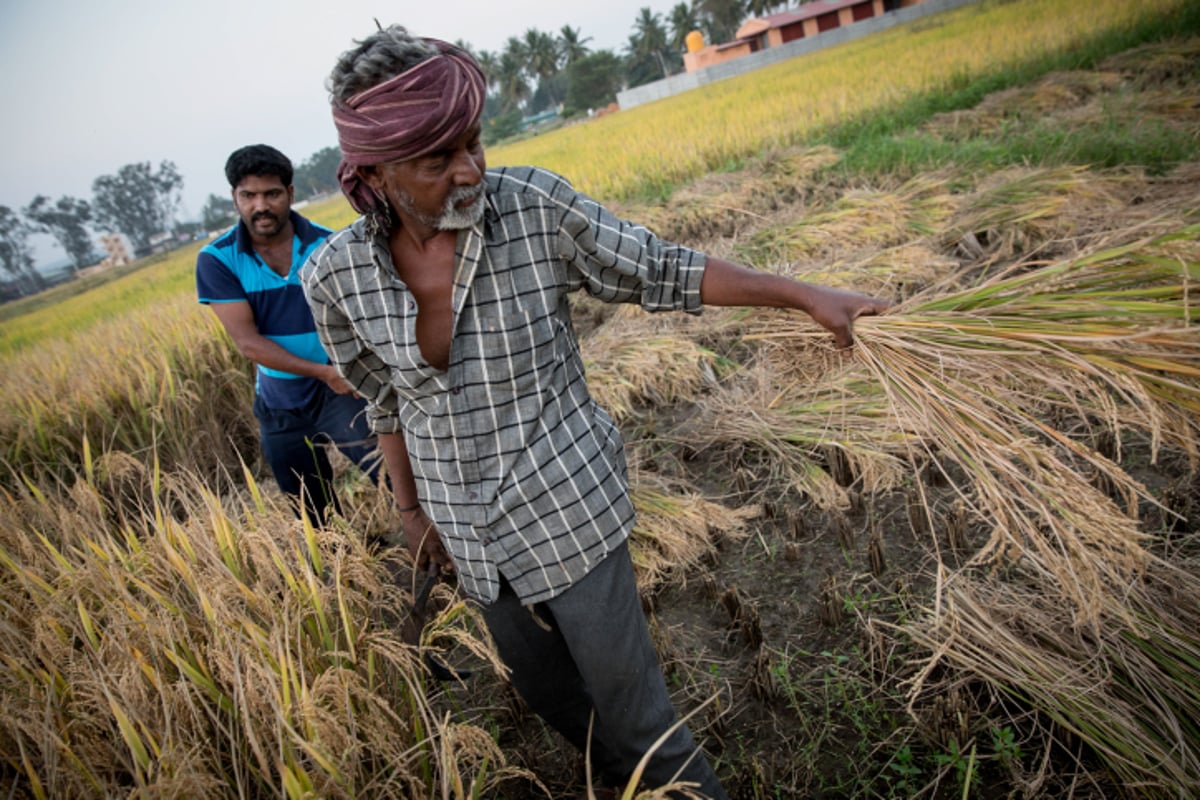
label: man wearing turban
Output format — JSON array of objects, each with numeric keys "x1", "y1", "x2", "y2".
[{"x1": 303, "y1": 25, "x2": 888, "y2": 799}]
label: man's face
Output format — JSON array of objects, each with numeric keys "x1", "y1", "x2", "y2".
[
  {"x1": 232, "y1": 174, "x2": 293, "y2": 238},
  {"x1": 366, "y1": 124, "x2": 487, "y2": 232}
]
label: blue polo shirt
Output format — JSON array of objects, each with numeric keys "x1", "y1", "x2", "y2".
[{"x1": 196, "y1": 210, "x2": 333, "y2": 410}]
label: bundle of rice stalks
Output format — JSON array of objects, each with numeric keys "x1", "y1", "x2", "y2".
[
  {"x1": 736, "y1": 173, "x2": 956, "y2": 266},
  {"x1": 628, "y1": 471, "x2": 759, "y2": 591},
  {"x1": 946, "y1": 166, "x2": 1133, "y2": 265},
  {"x1": 582, "y1": 309, "x2": 729, "y2": 422},
  {"x1": 0, "y1": 466, "x2": 512, "y2": 798},
  {"x1": 773, "y1": 242, "x2": 961, "y2": 301},
  {"x1": 1100, "y1": 34, "x2": 1200, "y2": 89},
  {"x1": 924, "y1": 70, "x2": 1124, "y2": 140},
  {"x1": 905, "y1": 563, "x2": 1200, "y2": 796},
  {"x1": 740, "y1": 223, "x2": 1200, "y2": 793},
  {"x1": 676, "y1": 368, "x2": 908, "y2": 511},
  {"x1": 623, "y1": 146, "x2": 842, "y2": 245}
]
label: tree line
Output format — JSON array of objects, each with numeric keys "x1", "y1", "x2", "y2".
[
  {"x1": 2, "y1": 0, "x2": 794, "y2": 300},
  {"x1": 466, "y1": 0, "x2": 791, "y2": 140},
  {"x1": 0, "y1": 148, "x2": 342, "y2": 299}
]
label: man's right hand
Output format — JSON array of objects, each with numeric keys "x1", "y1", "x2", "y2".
[
  {"x1": 322, "y1": 364, "x2": 359, "y2": 396},
  {"x1": 400, "y1": 506, "x2": 455, "y2": 573}
]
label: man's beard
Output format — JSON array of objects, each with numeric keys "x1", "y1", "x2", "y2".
[
  {"x1": 250, "y1": 210, "x2": 285, "y2": 236},
  {"x1": 396, "y1": 184, "x2": 485, "y2": 231}
]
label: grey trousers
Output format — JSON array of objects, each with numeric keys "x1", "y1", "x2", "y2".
[{"x1": 479, "y1": 542, "x2": 728, "y2": 799}]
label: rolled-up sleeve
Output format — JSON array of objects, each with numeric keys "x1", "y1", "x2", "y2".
[{"x1": 552, "y1": 178, "x2": 706, "y2": 313}]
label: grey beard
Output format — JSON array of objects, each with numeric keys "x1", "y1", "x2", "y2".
[{"x1": 434, "y1": 185, "x2": 486, "y2": 230}]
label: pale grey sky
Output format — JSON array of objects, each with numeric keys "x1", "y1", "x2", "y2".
[{"x1": 0, "y1": 0, "x2": 680, "y2": 261}]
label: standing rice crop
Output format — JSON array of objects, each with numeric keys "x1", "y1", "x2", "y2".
[{"x1": 0, "y1": 467, "x2": 513, "y2": 798}]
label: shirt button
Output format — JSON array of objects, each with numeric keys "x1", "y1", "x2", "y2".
[
  {"x1": 468, "y1": 491, "x2": 478, "y2": 500},
  {"x1": 408, "y1": 300, "x2": 416, "y2": 311},
  {"x1": 451, "y1": 386, "x2": 461, "y2": 395}
]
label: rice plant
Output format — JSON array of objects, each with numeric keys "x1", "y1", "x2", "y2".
[{"x1": 0, "y1": 465, "x2": 516, "y2": 798}]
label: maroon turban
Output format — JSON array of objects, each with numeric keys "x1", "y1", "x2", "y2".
[{"x1": 333, "y1": 39, "x2": 486, "y2": 215}]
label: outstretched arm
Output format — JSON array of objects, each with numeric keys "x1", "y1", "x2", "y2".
[{"x1": 699, "y1": 256, "x2": 890, "y2": 348}]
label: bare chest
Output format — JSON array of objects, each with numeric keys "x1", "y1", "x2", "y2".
[{"x1": 392, "y1": 236, "x2": 456, "y2": 372}]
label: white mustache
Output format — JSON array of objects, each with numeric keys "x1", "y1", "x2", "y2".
[{"x1": 447, "y1": 184, "x2": 483, "y2": 206}]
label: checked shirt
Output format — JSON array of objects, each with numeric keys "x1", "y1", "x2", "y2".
[{"x1": 302, "y1": 166, "x2": 706, "y2": 604}]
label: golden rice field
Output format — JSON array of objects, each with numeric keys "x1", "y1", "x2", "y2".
[
  {"x1": 2, "y1": 0, "x2": 1199, "y2": 798},
  {"x1": 490, "y1": 0, "x2": 1194, "y2": 201}
]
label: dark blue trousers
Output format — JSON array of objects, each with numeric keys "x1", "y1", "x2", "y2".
[
  {"x1": 480, "y1": 542, "x2": 728, "y2": 799},
  {"x1": 253, "y1": 385, "x2": 380, "y2": 523}
]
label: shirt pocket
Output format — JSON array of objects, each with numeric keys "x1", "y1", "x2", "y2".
[{"x1": 470, "y1": 306, "x2": 560, "y2": 398}]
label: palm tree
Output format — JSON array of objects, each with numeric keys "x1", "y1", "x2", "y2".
[
  {"x1": 696, "y1": 0, "x2": 746, "y2": 44},
  {"x1": 746, "y1": 0, "x2": 788, "y2": 17},
  {"x1": 496, "y1": 37, "x2": 530, "y2": 112},
  {"x1": 558, "y1": 25, "x2": 592, "y2": 67},
  {"x1": 628, "y1": 6, "x2": 674, "y2": 80},
  {"x1": 474, "y1": 50, "x2": 499, "y2": 93},
  {"x1": 668, "y1": 1, "x2": 703, "y2": 54},
  {"x1": 523, "y1": 28, "x2": 562, "y2": 106}
]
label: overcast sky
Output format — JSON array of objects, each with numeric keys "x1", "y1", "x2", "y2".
[{"x1": 0, "y1": 0, "x2": 679, "y2": 261}]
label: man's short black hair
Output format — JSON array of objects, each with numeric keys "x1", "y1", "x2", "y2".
[{"x1": 225, "y1": 144, "x2": 294, "y2": 188}]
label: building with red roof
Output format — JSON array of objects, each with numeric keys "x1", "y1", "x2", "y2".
[{"x1": 684, "y1": 0, "x2": 921, "y2": 73}]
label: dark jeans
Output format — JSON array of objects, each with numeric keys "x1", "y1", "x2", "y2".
[
  {"x1": 479, "y1": 542, "x2": 728, "y2": 799},
  {"x1": 253, "y1": 385, "x2": 380, "y2": 523}
]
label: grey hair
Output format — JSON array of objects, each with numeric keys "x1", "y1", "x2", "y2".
[{"x1": 328, "y1": 25, "x2": 439, "y2": 103}]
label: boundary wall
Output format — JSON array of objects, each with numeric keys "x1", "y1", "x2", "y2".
[{"x1": 617, "y1": 0, "x2": 982, "y2": 110}]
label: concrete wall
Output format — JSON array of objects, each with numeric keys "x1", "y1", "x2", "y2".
[{"x1": 617, "y1": 0, "x2": 981, "y2": 110}]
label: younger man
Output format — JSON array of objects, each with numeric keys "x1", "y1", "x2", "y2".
[{"x1": 197, "y1": 144, "x2": 379, "y2": 523}]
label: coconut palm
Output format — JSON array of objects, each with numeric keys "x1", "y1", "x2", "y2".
[
  {"x1": 696, "y1": 0, "x2": 747, "y2": 44},
  {"x1": 627, "y1": 6, "x2": 675, "y2": 82},
  {"x1": 523, "y1": 27, "x2": 562, "y2": 107},
  {"x1": 495, "y1": 37, "x2": 531, "y2": 112},
  {"x1": 558, "y1": 24, "x2": 592, "y2": 67},
  {"x1": 668, "y1": 1, "x2": 703, "y2": 53}
]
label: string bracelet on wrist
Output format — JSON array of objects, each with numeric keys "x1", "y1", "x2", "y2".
[{"x1": 397, "y1": 503, "x2": 421, "y2": 514}]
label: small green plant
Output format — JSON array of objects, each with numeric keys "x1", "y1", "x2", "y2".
[
  {"x1": 886, "y1": 744, "x2": 923, "y2": 796},
  {"x1": 934, "y1": 738, "x2": 979, "y2": 796},
  {"x1": 991, "y1": 725, "x2": 1023, "y2": 768}
]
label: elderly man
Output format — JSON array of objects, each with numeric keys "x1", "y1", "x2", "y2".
[
  {"x1": 302, "y1": 26, "x2": 888, "y2": 799},
  {"x1": 197, "y1": 144, "x2": 380, "y2": 524}
]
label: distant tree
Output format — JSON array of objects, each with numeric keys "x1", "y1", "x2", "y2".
[
  {"x1": 523, "y1": 28, "x2": 562, "y2": 111},
  {"x1": 746, "y1": 0, "x2": 788, "y2": 16},
  {"x1": 558, "y1": 25, "x2": 592, "y2": 67},
  {"x1": 565, "y1": 50, "x2": 625, "y2": 113},
  {"x1": 293, "y1": 146, "x2": 342, "y2": 200},
  {"x1": 200, "y1": 193, "x2": 237, "y2": 231},
  {"x1": 626, "y1": 7, "x2": 678, "y2": 86},
  {"x1": 91, "y1": 160, "x2": 183, "y2": 251},
  {"x1": 483, "y1": 109, "x2": 524, "y2": 144},
  {"x1": 475, "y1": 49, "x2": 499, "y2": 92},
  {"x1": 496, "y1": 38, "x2": 531, "y2": 112},
  {"x1": 669, "y1": 2, "x2": 703, "y2": 53},
  {"x1": 23, "y1": 195, "x2": 96, "y2": 272},
  {"x1": 0, "y1": 205, "x2": 46, "y2": 295},
  {"x1": 697, "y1": 0, "x2": 747, "y2": 44}
]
